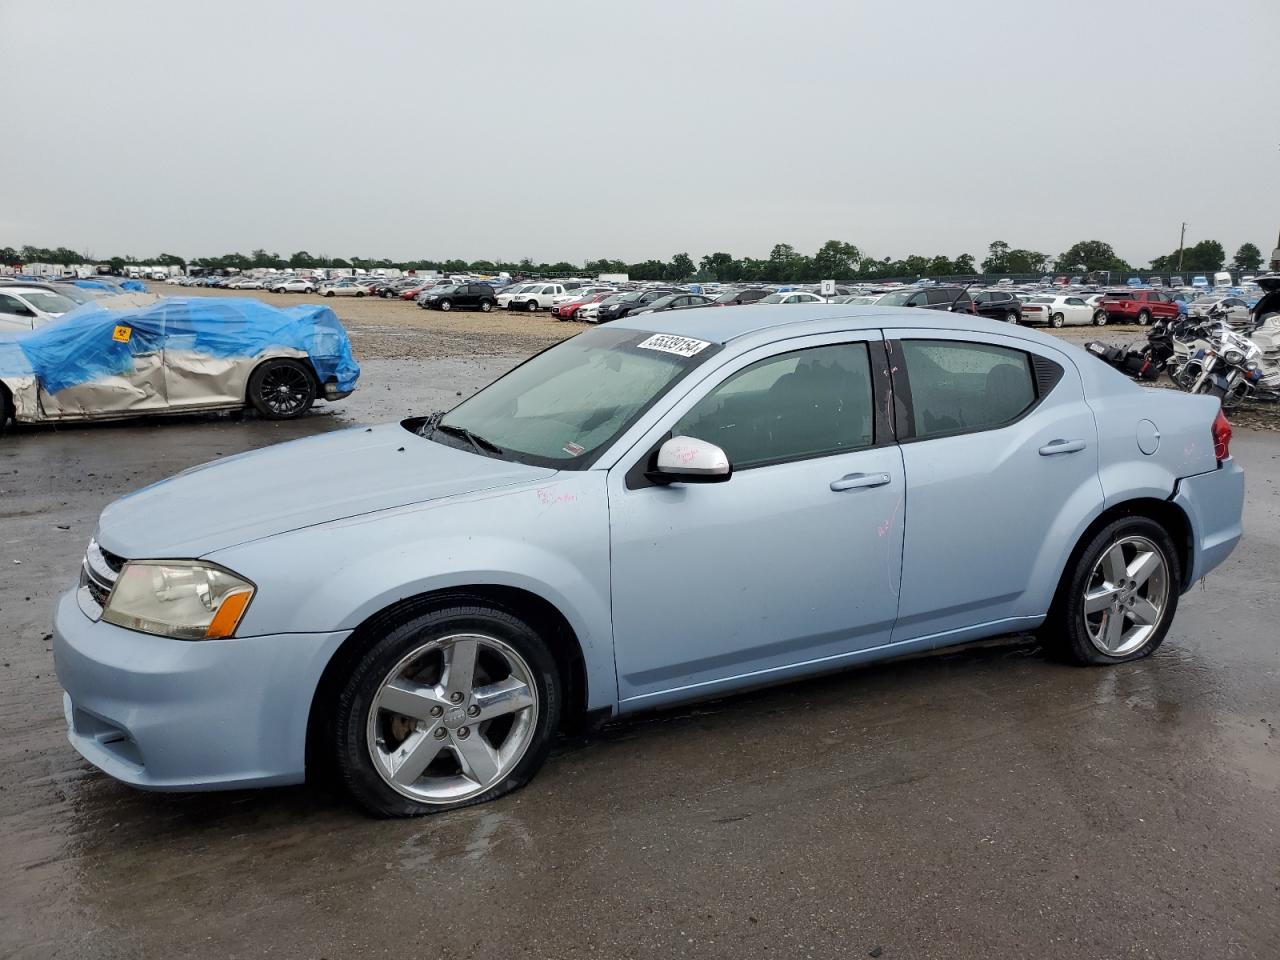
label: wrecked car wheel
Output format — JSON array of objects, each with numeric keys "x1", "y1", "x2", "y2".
[
  {"x1": 248, "y1": 359, "x2": 317, "y2": 420},
  {"x1": 334, "y1": 603, "x2": 561, "y2": 818}
]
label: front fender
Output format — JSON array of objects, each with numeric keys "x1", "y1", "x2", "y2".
[{"x1": 206, "y1": 473, "x2": 616, "y2": 711}]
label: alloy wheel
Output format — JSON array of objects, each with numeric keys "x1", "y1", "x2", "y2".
[
  {"x1": 1082, "y1": 536, "x2": 1169, "y2": 657},
  {"x1": 365, "y1": 634, "x2": 538, "y2": 804},
  {"x1": 258, "y1": 364, "x2": 312, "y2": 416}
]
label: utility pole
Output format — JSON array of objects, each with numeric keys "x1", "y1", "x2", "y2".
[{"x1": 1176, "y1": 222, "x2": 1187, "y2": 272}]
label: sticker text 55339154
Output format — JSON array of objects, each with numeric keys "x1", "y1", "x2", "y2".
[{"x1": 637, "y1": 334, "x2": 711, "y2": 358}]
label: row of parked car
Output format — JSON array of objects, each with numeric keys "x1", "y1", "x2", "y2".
[{"x1": 159, "y1": 272, "x2": 1261, "y2": 332}]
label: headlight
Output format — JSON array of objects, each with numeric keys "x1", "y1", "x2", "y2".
[
  {"x1": 102, "y1": 561, "x2": 255, "y2": 640},
  {"x1": 1223, "y1": 349, "x2": 1244, "y2": 365}
]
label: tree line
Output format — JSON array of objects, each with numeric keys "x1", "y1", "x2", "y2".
[{"x1": 1, "y1": 238, "x2": 1267, "y2": 282}]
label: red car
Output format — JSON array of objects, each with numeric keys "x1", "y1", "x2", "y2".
[
  {"x1": 399, "y1": 283, "x2": 433, "y2": 301},
  {"x1": 553, "y1": 291, "x2": 612, "y2": 321},
  {"x1": 1101, "y1": 290, "x2": 1180, "y2": 326}
]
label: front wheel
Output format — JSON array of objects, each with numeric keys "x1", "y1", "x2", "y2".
[
  {"x1": 1043, "y1": 517, "x2": 1180, "y2": 665},
  {"x1": 333, "y1": 603, "x2": 561, "y2": 818},
  {"x1": 1050, "y1": 312, "x2": 1065, "y2": 328},
  {"x1": 439, "y1": 300, "x2": 452, "y2": 311},
  {"x1": 526, "y1": 299, "x2": 539, "y2": 312},
  {"x1": 247, "y1": 358, "x2": 317, "y2": 420}
]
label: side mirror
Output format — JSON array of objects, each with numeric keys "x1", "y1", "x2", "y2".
[{"x1": 648, "y1": 436, "x2": 732, "y2": 484}]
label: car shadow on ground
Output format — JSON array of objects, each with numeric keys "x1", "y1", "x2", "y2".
[{"x1": 59, "y1": 632, "x2": 1056, "y2": 833}]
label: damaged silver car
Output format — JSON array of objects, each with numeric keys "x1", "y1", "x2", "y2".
[{"x1": 0, "y1": 296, "x2": 360, "y2": 430}]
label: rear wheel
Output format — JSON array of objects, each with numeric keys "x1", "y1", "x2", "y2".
[
  {"x1": 480, "y1": 300, "x2": 493, "y2": 313},
  {"x1": 333, "y1": 603, "x2": 561, "y2": 817},
  {"x1": 1050, "y1": 312, "x2": 1065, "y2": 328},
  {"x1": 1007, "y1": 311, "x2": 1019, "y2": 324},
  {"x1": 1043, "y1": 517, "x2": 1180, "y2": 665},
  {"x1": 1093, "y1": 310, "x2": 1107, "y2": 326},
  {"x1": 1137, "y1": 310, "x2": 1151, "y2": 326},
  {"x1": 247, "y1": 358, "x2": 317, "y2": 420}
]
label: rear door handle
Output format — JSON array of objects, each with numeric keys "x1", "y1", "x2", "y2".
[
  {"x1": 1038, "y1": 438, "x2": 1086, "y2": 456},
  {"x1": 830, "y1": 472, "x2": 892, "y2": 492}
]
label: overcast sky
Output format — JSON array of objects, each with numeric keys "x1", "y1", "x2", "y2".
[{"x1": 2, "y1": 0, "x2": 1276, "y2": 267}]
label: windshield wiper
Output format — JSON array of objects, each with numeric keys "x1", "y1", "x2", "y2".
[
  {"x1": 417, "y1": 409, "x2": 446, "y2": 438},
  {"x1": 432, "y1": 422, "x2": 505, "y2": 456}
]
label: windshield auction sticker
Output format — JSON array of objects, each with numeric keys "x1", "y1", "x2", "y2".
[{"x1": 637, "y1": 334, "x2": 711, "y2": 358}]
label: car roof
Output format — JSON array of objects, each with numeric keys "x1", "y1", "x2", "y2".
[{"x1": 610, "y1": 303, "x2": 1047, "y2": 346}]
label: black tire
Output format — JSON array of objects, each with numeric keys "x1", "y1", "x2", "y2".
[
  {"x1": 1093, "y1": 310, "x2": 1107, "y2": 326},
  {"x1": 1050, "y1": 312, "x2": 1065, "y2": 328},
  {"x1": 356, "y1": 291, "x2": 365, "y2": 297},
  {"x1": 0, "y1": 385, "x2": 12, "y2": 436},
  {"x1": 526, "y1": 299, "x2": 539, "y2": 312},
  {"x1": 440, "y1": 300, "x2": 452, "y2": 311},
  {"x1": 1042, "y1": 516, "x2": 1181, "y2": 666},
  {"x1": 1137, "y1": 310, "x2": 1151, "y2": 326},
  {"x1": 480, "y1": 300, "x2": 493, "y2": 313},
  {"x1": 1206, "y1": 383, "x2": 1228, "y2": 401},
  {"x1": 381, "y1": 290, "x2": 392, "y2": 298},
  {"x1": 247, "y1": 358, "x2": 317, "y2": 420},
  {"x1": 333, "y1": 602, "x2": 562, "y2": 818},
  {"x1": 324, "y1": 290, "x2": 334, "y2": 297}
]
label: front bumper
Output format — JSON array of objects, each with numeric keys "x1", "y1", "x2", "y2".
[
  {"x1": 52, "y1": 590, "x2": 349, "y2": 791},
  {"x1": 1172, "y1": 458, "x2": 1245, "y2": 585}
]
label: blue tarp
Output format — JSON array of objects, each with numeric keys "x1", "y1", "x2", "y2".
[
  {"x1": 119, "y1": 279, "x2": 147, "y2": 292},
  {"x1": 0, "y1": 296, "x2": 359, "y2": 396}
]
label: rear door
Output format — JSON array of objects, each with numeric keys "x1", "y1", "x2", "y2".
[
  {"x1": 36, "y1": 310, "x2": 169, "y2": 418},
  {"x1": 885, "y1": 330, "x2": 1101, "y2": 642}
]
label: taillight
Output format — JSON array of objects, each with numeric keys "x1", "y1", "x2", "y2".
[{"x1": 1212, "y1": 409, "x2": 1232, "y2": 463}]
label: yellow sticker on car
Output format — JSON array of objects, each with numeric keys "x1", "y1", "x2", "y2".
[{"x1": 112, "y1": 325, "x2": 132, "y2": 343}]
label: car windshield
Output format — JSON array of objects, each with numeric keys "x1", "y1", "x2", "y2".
[
  {"x1": 22, "y1": 291, "x2": 77, "y2": 314},
  {"x1": 434, "y1": 327, "x2": 718, "y2": 467},
  {"x1": 876, "y1": 290, "x2": 913, "y2": 306},
  {"x1": 49, "y1": 285, "x2": 96, "y2": 304}
]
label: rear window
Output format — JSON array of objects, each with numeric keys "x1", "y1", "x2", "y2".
[{"x1": 901, "y1": 340, "x2": 1037, "y2": 439}]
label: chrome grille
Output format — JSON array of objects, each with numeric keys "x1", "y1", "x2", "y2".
[{"x1": 78, "y1": 539, "x2": 126, "y2": 620}]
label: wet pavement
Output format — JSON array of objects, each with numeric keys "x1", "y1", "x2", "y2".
[{"x1": 2, "y1": 357, "x2": 1279, "y2": 959}]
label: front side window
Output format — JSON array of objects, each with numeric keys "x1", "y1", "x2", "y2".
[
  {"x1": 436, "y1": 327, "x2": 718, "y2": 467},
  {"x1": 673, "y1": 342, "x2": 874, "y2": 470},
  {"x1": 901, "y1": 340, "x2": 1036, "y2": 439}
]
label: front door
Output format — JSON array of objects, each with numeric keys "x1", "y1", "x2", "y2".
[
  {"x1": 608, "y1": 333, "x2": 905, "y2": 709},
  {"x1": 885, "y1": 329, "x2": 1102, "y2": 643}
]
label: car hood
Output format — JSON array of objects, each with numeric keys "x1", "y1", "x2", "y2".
[{"x1": 96, "y1": 422, "x2": 557, "y2": 559}]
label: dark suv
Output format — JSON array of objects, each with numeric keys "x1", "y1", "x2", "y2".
[
  {"x1": 876, "y1": 286, "x2": 974, "y2": 312},
  {"x1": 711, "y1": 289, "x2": 771, "y2": 307},
  {"x1": 417, "y1": 282, "x2": 498, "y2": 312},
  {"x1": 971, "y1": 289, "x2": 1022, "y2": 322}
]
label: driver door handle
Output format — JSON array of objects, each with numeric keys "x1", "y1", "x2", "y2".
[
  {"x1": 1039, "y1": 438, "x2": 1086, "y2": 456},
  {"x1": 830, "y1": 472, "x2": 892, "y2": 492}
]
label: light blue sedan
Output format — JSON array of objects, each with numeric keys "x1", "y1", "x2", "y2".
[{"x1": 53, "y1": 306, "x2": 1245, "y2": 817}]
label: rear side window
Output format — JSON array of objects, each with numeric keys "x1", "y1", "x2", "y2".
[
  {"x1": 900, "y1": 340, "x2": 1037, "y2": 439},
  {"x1": 674, "y1": 342, "x2": 874, "y2": 469}
]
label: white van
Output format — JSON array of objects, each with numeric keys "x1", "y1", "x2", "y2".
[{"x1": 1213, "y1": 271, "x2": 1232, "y2": 289}]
